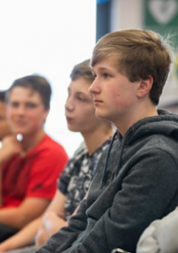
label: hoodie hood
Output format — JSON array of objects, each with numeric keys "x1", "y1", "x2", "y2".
[
  {"x1": 101, "y1": 109, "x2": 178, "y2": 187},
  {"x1": 128, "y1": 109, "x2": 178, "y2": 145}
]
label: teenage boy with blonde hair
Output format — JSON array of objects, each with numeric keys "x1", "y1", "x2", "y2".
[{"x1": 35, "y1": 29, "x2": 178, "y2": 253}]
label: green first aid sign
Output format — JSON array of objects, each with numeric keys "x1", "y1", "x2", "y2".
[
  {"x1": 144, "y1": 0, "x2": 178, "y2": 47},
  {"x1": 144, "y1": 0, "x2": 178, "y2": 26}
]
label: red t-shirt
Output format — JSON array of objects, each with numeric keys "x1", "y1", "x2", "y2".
[{"x1": 1, "y1": 134, "x2": 68, "y2": 208}]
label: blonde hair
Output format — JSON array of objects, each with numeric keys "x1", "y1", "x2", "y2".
[{"x1": 91, "y1": 29, "x2": 172, "y2": 105}]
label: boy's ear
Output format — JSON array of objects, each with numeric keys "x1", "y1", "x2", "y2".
[{"x1": 137, "y1": 75, "x2": 153, "y2": 98}]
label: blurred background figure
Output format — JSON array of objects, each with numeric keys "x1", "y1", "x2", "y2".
[
  {"x1": 0, "y1": 75, "x2": 68, "y2": 243},
  {"x1": 0, "y1": 90, "x2": 12, "y2": 146}
]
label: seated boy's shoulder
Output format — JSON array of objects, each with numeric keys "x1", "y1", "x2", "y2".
[{"x1": 40, "y1": 134, "x2": 67, "y2": 152}]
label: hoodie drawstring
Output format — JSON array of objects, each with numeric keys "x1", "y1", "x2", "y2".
[
  {"x1": 101, "y1": 129, "x2": 131, "y2": 188},
  {"x1": 101, "y1": 131, "x2": 118, "y2": 188}
]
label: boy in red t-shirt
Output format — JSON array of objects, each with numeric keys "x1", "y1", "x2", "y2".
[{"x1": 0, "y1": 75, "x2": 68, "y2": 242}]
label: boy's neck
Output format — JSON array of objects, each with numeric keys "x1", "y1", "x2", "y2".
[
  {"x1": 114, "y1": 101, "x2": 158, "y2": 136},
  {"x1": 83, "y1": 126, "x2": 114, "y2": 156},
  {"x1": 20, "y1": 128, "x2": 45, "y2": 153}
]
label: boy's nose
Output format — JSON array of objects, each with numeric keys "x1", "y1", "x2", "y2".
[
  {"x1": 89, "y1": 79, "x2": 100, "y2": 94},
  {"x1": 65, "y1": 98, "x2": 74, "y2": 111},
  {"x1": 16, "y1": 105, "x2": 26, "y2": 114}
]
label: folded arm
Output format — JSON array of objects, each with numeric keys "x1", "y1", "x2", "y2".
[
  {"x1": 0, "y1": 217, "x2": 42, "y2": 252},
  {"x1": 35, "y1": 190, "x2": 67, "y2": 248},
  {"x1": 0, "y1": 197, "x2": 50, "y2": 229}
]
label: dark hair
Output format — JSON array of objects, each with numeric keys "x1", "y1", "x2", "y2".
[
  {"x1": 6, "y1": 75, "x2": 52, "y2": 109},
  {"x1": 0, "y1": 90, "x2": 6, "y2": 102},
  {"x1": 70, "y1": 59, "x2": 94, "y2": 83}
]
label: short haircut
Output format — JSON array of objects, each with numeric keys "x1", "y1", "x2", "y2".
[
  {"x1": 70, "y1": 59, "x2": 94, "y2": 83},
  {"x1": 0, "y1": 90, "x2": 6, "y2": 102},
  {"x1": 91, "y1": 29, "x2": 172, "y2": 105},
  {"x1": 6, "y1": 75, "x2": 52, "y2": 109}
]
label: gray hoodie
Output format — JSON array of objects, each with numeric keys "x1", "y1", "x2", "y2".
[{"x1": 35, "y1": 110, "x2": 178, "y2": 253}]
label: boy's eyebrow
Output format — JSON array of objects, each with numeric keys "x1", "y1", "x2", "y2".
[
  {"x1": 94, "y1": 66, "x2": 113, "y2": 71},
  {"x1": 99, "y1": 67, "x2": 109, "y2": 71},
  {"x1": 76, "y1": 91, "x2": 86, "y2": 95}
]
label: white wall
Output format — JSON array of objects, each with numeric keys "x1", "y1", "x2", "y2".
[
  {"x1": 110, "y1": 0, "x2": 143, "y2": 31},
  {"x1": 0, "y1": 0, "x2": 96, "y2": 157}
]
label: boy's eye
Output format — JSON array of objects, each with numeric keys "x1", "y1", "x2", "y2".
[
  {"x1": 77, "y1": 96, "x2": 86, "y2": 102},
  {"x1": 26, "y1": 103, "x2": 37, "y2": 108},
  {"x1": 10, "y1": 102, "x2": 19, "y2": 108},
  {"x1": 103, "y1": 73, "x2": 110, "y2": 78}
]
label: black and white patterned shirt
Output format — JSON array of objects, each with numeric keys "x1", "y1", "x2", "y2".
[{"x1": 58, "y1": 138, "x2": 111, "y2": 220}]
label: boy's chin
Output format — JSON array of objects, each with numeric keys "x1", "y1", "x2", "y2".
[{"x1": 95, "y1": 111, "x2": 107, "y2": 121}]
